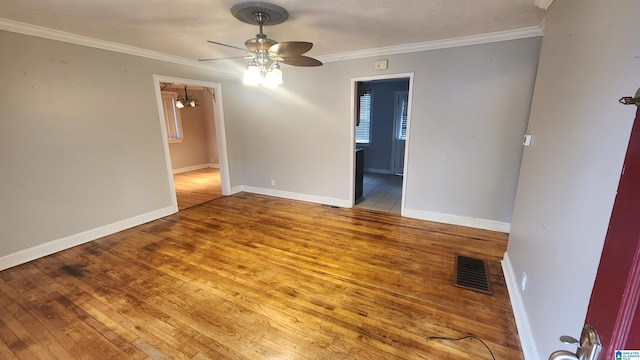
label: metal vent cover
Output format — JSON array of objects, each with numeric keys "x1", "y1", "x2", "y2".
[{"x1": 454, "y1": 254, "x2": 493, "y2": 294}]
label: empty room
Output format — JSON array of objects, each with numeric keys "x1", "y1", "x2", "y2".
[{"x1": 1, "y1": 0, "x2": 638, "y2": 359}]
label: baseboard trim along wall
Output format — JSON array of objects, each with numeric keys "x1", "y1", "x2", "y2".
[
  {"x1": 403, "y1": 208, "x2": 511, "y2": 233},
  {"x1": 363, "y1": 168, "x2": 393, "y2": 175},
  {"x1": 172, "y1": 163, "x2": 218, "y2": 174},
  {"x1": 239, "y1": 186, "x2": 351, "y2": 208},
  {"x1": 502, "y1": 252, "x2": 540, "y2": 360},
  {"x1": 235, "y1": 186, "x2": 510, "y2": 232},
  {"x1": 0, "y1": 206, "x2": 175, "y2": 271}
]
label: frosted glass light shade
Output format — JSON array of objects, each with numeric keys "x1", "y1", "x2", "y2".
[
  {"x1": 264, "y1": 67, "x2": 283, "y2": 87},
  {"x1": 243, "y1": 64, "x2": 262, "y2": 86}
]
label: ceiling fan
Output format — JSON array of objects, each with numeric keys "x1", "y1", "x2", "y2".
[{"x1": 199, "y1": 1, "x2": 322, "y2": 86}]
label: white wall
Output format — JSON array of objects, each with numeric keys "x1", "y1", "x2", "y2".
[
  {"x1": 226, "y1": 37, "x2": 541, "y2": 229},
  {"x1": 0, "y1": 30, "x2": 238, "y2": 266},
  {"x1": 505, "y1": 0, "x2": 640, "y2": 358}
]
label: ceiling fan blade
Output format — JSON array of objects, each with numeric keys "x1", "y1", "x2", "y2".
[
  {"x1": 269, "y1": 42, "x2": 313, "y2": 57},
  {"x1": 207, "y1": 40, "x2": 247, "y2": 51},
  {"x1": 280, "y1": 55, "x2": 323, "y2": 67},
  {"x1": 198, "y1": 56, "x2": 248, "y2": 61}
]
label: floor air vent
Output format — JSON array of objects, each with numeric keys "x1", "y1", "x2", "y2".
[{"x1": 454, "y1": 254, "x2": 493, "y2": 294}]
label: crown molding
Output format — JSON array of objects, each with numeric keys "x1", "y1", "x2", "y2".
[
  {"x1": 538, "y1": 16, "x2": 547, "y2": 33},
  {"x1": 1, "y1": 17, "x2": 543, "y2": 70},
  {"x1": 0, "y1": 18, "x2": 236, "y2": 79},
  {"x1": 317, "y1": 26, "x2": 543, "y2": 63},
  {"x1": 535, "y1": 0, "x2": 554, "y2": 10}
]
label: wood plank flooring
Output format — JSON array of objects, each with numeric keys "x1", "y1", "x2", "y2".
[
  {"x1": 174, "y1": 168, "x2": 222, "y2": 210},
  {"x1": 0, "y1": 193, "x2": 523, "y2": 359}
]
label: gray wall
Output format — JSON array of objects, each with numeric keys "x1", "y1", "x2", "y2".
[
  {"x1": 506, "y1": 0, "x2": 640, "y2": 357},
  {"x1": 0, "y1": 31, "x2": 237, "y2": 258},
  {"x1": 228, "y1": 38, "x2": 541, "y2": 225},
  {"x1": 0, "y1": 29, "x2": 541, "y2": 265},
  {"x1": 363, "y1": 80, "x2": 410, "y2": 173}
]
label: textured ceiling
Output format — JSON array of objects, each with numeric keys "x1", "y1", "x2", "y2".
[{"x1": 0, "y1": 0, "x2": 545, "y2": 67}]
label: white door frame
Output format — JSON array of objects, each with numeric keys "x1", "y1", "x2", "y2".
[
  {"x1": 349, "y1": 72, "x2": 414, "y2": 212},
  {"x1": 152, "y1": 74, "x2": 231, "y2": 212},
  {"x1": 391, "y1": 90, "x2": 409, "y2": 175}
]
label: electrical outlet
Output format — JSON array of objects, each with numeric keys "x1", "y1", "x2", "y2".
[
  {"x1": 374, "y1": 59, "x2": 388, "y2": 70},
  {"x1": 521, "y1": 272, "x2": 527, "y2": 291},
  {"x1": 270, "y1": 179, "x2": 276, "y2": 186}
]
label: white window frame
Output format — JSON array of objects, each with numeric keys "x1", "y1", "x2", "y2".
[
  {"x1": 395, "y1": 91, "x2": 409, "y2": 141},
  {"x1": 356, "y1": 91, "x2": 373, "y2": 144},
  {"x1": 161, "y1": 91, "x2": 183, "y2": 143}
]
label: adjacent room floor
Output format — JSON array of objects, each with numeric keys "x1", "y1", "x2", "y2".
[
  {"x1": 173, "y1": 167, "x2": 222, "y2": 210},
  {"x1": 354, "y1": 173, "x2": 403, "y2": 214}
]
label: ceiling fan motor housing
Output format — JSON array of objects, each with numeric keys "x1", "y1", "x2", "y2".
[
  {"x1": 230, "y1": 2, "x2": 289, "y2": 26},
  {"x1": 201, "y1": 2, "x2": 323, "y2": 68}
]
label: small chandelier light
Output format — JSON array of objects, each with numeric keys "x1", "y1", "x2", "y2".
[{"x1": 176, "y1": 86, "x2": 199, "y2": 108}]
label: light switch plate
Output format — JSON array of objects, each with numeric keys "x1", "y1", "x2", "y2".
[{"x1": 523, "y1": 134, "x2": 532, "y2": 146}]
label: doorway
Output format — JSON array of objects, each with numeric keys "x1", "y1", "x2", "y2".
[
  {"x1": 350, "y1": 73, "x2": 413, "y2": 215},
  {"x1": 152, "y1": 75, "x2": 231, "y2": 212}
]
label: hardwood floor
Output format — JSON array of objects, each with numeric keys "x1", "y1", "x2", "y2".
[
  {"x1": 0, "y1": 194, "x2": 523, "y2": 359},
  {"x1": 174, "y1": 168, "x2": 222, "y2": 210}
]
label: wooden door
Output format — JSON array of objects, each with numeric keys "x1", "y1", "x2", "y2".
[{"x1": 585, "y1": 106, "x2": 640, "y2": 356}]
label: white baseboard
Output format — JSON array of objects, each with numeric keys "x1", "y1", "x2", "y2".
[
  {"x1": 402, "y1": 208, "x2": 511, "y2": 233},
  {"x1": 208, "y1": 163, "x2": 220, "y2": 169},
  {"x1": 502, "y1": 252, "x2": 540, "y2": 360},
  {"x1": 238, "y1": 186, "x2": 351, "y2": 208},
  {"x1": 0, "y1": 206, "x2": 175, "y2": 271},
  {"x1": 364, "y1": 168, "x2": 392, "y2": 175},
  {"x1": 172, "y1": 163, "x2": 211, "y2": 174}
]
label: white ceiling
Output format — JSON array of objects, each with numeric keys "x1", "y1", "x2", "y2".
[{"x1": 0, "y1": 0, "x2": 545, "y2": 71}]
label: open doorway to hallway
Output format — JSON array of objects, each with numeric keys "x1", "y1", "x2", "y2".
[{"x1": 352, "y1": 74, "x2": 412, "y2": 215}]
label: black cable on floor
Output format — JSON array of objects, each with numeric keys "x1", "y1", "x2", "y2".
[{"x1": 425, "y1": 335, "x2": 496, "y2": 360}]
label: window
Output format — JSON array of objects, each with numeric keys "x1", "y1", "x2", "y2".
[
  {"x1": 356, "y1": 92, "x2": 372, "y2": 144},
  {"x1": 161, "y1": 91, "x2": 183, "y2": 143},
  {"x1": 397, "y1": 92, "x2": 409, "y2": 140}
]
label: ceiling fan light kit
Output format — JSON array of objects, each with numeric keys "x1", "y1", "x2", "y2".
[{"x1": 202, "y1": 1, "x2": 322, "y2": 87}]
